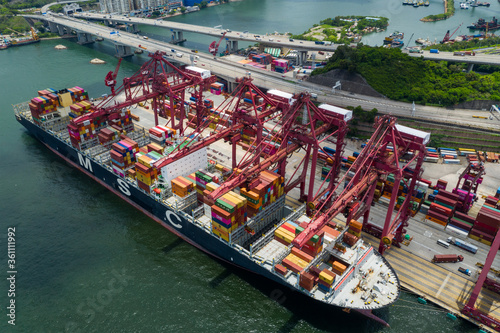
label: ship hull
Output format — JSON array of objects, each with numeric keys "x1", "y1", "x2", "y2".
[
  {"x1": 16, "y1": 113, "x2": 392, "y2": 326},
  {"x1": 10, "y1": 39, "x2": 40, "y2": 47}
]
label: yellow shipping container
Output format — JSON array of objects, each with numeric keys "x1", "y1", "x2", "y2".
[
  {"x1": 286, "y1": 254, "x2": 308, "y2": 268},
  {"x1": 319, "y1": 271, "x2": 334, "y2": 285},
  {"x1": 274, "y1": 229, "x2": 294, "y2": 244},
  {"x1": 276, "y1": 227, "x2": 295, "y2": 239}
]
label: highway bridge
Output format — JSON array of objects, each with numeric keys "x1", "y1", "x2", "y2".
[
  {"x1": 73, "y1": 12, "x2": 500, "y2": 69},
  {"x1": 23, "y1": 14, "x2": 500, "y2": 131},
  {"x1": 72, "y1": 12, "x2": 337, "y2": 57}
]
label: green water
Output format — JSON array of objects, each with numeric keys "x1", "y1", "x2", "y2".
[{"x1": 0, "y1": 2, "x2": 490, "y2": 331}]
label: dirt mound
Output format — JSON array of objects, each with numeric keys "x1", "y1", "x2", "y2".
[{"x1": 308, "y1": 69, "x2": 385, "y2": 98}]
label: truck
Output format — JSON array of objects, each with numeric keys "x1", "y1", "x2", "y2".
[
  {"x1": 453, "y1": 238, "x2": 478, "y2": 254},
  {"x1": 430, "y1": 49, "x2": 439, "y2": 54},
  {"x1": 458, "y1": 267, "x2": 472, "y2": 276},
  {"x1": 453, "y1": 51, "x2": 474, "y2": 56},
  {"x1": 432, "y1": 254, "x2": 464, "y2": 263},
  {"x1": 315, "y1": 41, "x2": 325, "y2": 45}
]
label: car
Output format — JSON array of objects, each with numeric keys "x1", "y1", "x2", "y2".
[
  {"x1": 277, "y1": 40, "x2": 281, "y2": 42},
  {"x1": 300, "y1": 41, "x2": 303, "y2": 43},
  {"x1": 143, "y1": 36, "x2": 148, "y2": 39}
]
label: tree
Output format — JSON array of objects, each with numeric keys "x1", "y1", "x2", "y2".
[
  {"x1": 180, "y1": 6, "x2": 186, "y2": 13},
  {"x1": 199, "y1": 1, "x2": 208, "y2": 8}
]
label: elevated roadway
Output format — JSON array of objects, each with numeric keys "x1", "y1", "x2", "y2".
[
  {"x1": 24, "y1": 14, "x2": 500, "y2": 131},
  {"x1": 72, "y1": 12, "x2": 337, "y2": 53},
  {"x1": 408, "y1": 49, "x2": 500, "y2": 66}
]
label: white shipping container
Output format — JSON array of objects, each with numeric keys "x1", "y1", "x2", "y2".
[
  {"x1": 185, "y1": 66, "x2": 211, "y2": 79},
  {"x1": 318, "y1": 104, "x2": 353, "y2": 122}
]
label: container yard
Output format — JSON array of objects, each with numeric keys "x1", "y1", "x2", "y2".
[{"x1": 14, "y1": 51, "x2": 499, "y2": 331}]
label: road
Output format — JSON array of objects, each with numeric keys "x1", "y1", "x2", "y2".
[
  {"x1": 72, "y1": 12, "x2": 337, "y2": 52},
  {"x1": 24, "y1": 14, "x2": 500, "y2": 131}
]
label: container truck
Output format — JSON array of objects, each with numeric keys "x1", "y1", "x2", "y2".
[
  {"x1": 432, "y1": 254, "x2": 464, "y2": 263},
  {"x1": 453, "y1": 239, "x2": 478, "y2": 254},
  {"x1": 458, "y1": 267, "x2": 472, "y2": 276},
  {"x1": 430, "y1": 49, "x2": 439, "y2": 54}
]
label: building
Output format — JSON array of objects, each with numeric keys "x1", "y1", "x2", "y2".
[
  {"x1": 99, "y1": 0, "x2": 182, "y2": 14},
  {"x1": 63, "y1": 3, "x2": 83, "y2": 15}
]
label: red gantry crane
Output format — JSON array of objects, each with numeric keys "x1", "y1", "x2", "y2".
[
  {"x1": 104, "y1": 57, "x2": 122, "y2": 96},
  {"x1": 209, "y1": 31, "x2": 227, "y2": 56},
  {"x1": 292, "y1": 115, "x2": 428, "y2": 255},
  {"x1": 71, "y1": 51, "x2": 215, "y2": 146}
]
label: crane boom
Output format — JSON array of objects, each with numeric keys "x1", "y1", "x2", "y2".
[{"x1": 209, "y1": 32, "x2": 227, "y2": 56}]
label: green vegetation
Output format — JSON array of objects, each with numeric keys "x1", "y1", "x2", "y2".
[
  {"x1": 421, "y1": 0, "x2": 455, "y2": 22},
  {"x1": 426, "y1": 36, "x2": 500, "y2": 52},
  {"x1": 320, "y1": 16, "x2": 388, "y2": 30},
  {"x1": 313, "y1": 45, "x2": 500, "y2": 106},
  {"x1": 345, "y1": 106, "x2": 379, "y2": 137},
  {"x1": 0, "y1": 15, "x2": 29, "y2": 34},
  {"x1": 291, "y1": 16, "x2": 387, "y2": 45}
]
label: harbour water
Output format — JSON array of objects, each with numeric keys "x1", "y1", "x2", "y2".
[{"x1": 0, "y1": 1, "x2": 496, "y2": 330}]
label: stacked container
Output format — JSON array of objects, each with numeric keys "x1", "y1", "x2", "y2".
[
  {"x1": 29, "y1": 94, "x2": 59, "y2": 125},
  {"x1": 240, "y1": 170, "x2": 284, "y2": 217},
  {"x1": 210, "y1": 82, "x2": 224, "y2": 95},
  {"x1": 318, "y1": 268, "x2": 336, "y2": 292},
  {"x1": 134, "y1": 150, "x2": 163, "y2": 192},
  {"x1": 98, "y1": 127, "x2": 120, "y2": 145},
  {"x1": 67, "y1": 115, "x2": 107, "y2": 148},
  {"x1": 110, "y1": 139, "x2": 138, "y2": 177},
  {"x1": 272, "y1": 59, "x2": 289, "y2": 73},
  {"x1": 149, "y1": 125, "x2": 175, "y2": 146},
  {"x1": 171, "y1": 176, "x2": 194, "y2": 198},
  {"x1": 470, "y1": 204, "x2": 500, "y2": 246},
  {"x1": 211, "y1": 191, "x2": 248, "y2": 241},
  {"x1": 195, "y1": 169, "x2": 218, "y2": 203},
  {"x1": 68, "y1": 101, "x2": 92, "y2": 119},
  {"x1": 108, "y1": 109, "x2": 133, "y2": 133},
  {"x1": 274, "y1": 222, "x2": 297, "y2": 246},
  {"x1": 67, "y1": 86, "x2": 89, "y2": 103},
  {"x1": 448, "y1": 210, "x2": 474, "y2": 236}
]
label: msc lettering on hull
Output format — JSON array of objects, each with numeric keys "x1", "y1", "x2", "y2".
[
  {"x1": 117, "y1": 178, "x2": 131, "y2": 196},
  {"x1": 78, "y1": 153, "x2": 93, "y2": 173}
]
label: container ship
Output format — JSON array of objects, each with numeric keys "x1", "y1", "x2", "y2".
[
  {"x1": 2, "y1": 28, "x2": 40, "y2": 49},
  {"x1": 467, "y1": 17, "x2": 500, "y2": 31},
  {"x1": 14, "y1": 52, "x2": 409, "y2": 327}
]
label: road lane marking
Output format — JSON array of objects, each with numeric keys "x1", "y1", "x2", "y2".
[{"x1": 435, "y1": 272, "x2": 452, "y2": 298}]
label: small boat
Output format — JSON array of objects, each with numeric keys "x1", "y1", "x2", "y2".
[
  {"x1": 418, "y1": 1, "x2": 425, "y2": 5},
  {"x1": 95, "y1": 36, "x2": 104, "y2": 42},
  {"x1": 460, "y1": 2, "x2": 470, "y2": 9},
  {"x1": 384, "y1": 31, "x2": 404, "y2": 44},
  {"x1": 424, "y1": 1, "x2": 430, "y2": 5},
  {"x1": 134, "y1": 48, "x2": 143, "y2": 54},
  {"x1": 90, "y1": 58, "x2": 106, "y2": 64},
  {"x1": 477, "y1": 1, "x2": 490, "y2": 6},
  {"x1": 403, "y1": 0, "x2": 409, "y2": 5},
  {"x1": 54, "y1": 45, "x2": 67, "y2": 50}
]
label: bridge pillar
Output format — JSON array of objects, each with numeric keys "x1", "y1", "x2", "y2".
[
  {"x1": 77, "y1": 32, "x2": 95, "y2": 45},
  {"x1": 114, "y1": 44, "x2": 134, "y2": 58},
  {"x1": 298, "y1": 51, "x2": 308, "y2": 66},
  {"x1": 231, "y1": 40, "x2": 238, "y2": 52},
  {"x1": 171, "y1": 31, "x2": 186, "y2": 44},
  {"x1": 56, "y1": 24, "x2": 65, "y2": 36},
  {"x1": 125, "y1": 24, "x2": 139, "y2": 33},
  {"x1": 48, "y1": 21, "x2": 58, "y2": 34},
  {"x1": 467, "y1": 63, "x2": 474, "y2": 73}
]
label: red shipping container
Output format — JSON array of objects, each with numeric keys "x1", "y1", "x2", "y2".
[
  {"x1": 430, "y1": 203, "x2": 452, "y2": 217},
  {"x1": 469, "y1": 228, "x2": 495, "y2": 241},
  {"x1": 449, "y1": 218, "x2": 472, "y2": 232},
  {"x1": 427, "y1": 210, "x2": 449, "y2": 223},
  {"x1": 275, "y1": 264, "x2": 287, "y2": 276},
  {"x1": 473, "y1": 220, "x2": 498, "y2": 234},
  {"x1": 454, "y1": 211, "x2": 476, "y2": 224},
  {"x1": 281, "y1": 258, "x2": 303, "y2": 274},
  {"x1": 291, "y1": 247, "x2": 314, "y2": 263},
  {"x1": 299, "y1": 272, "x2": 315, "y2": 291},
  {"x1": 437, "y1": 190, "x2": 460, "y2": 202},
  {"x1": 434, "y1": 194, "x2": 457, "y2": 208}
]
